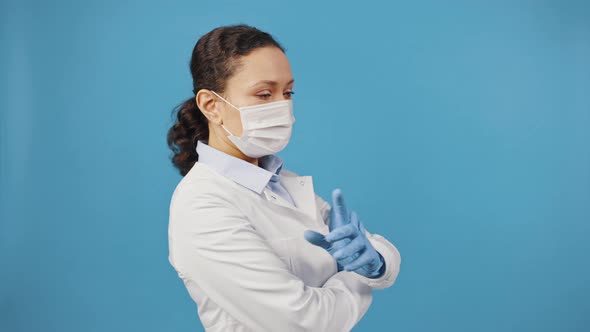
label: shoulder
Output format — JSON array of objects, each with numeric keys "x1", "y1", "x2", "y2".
[
  {"x1": 169, "y1": 163, "x2": 248, "y2": 235},
  {"x1": 170, "y1": 162, "x2": 240, "y2": 212}
]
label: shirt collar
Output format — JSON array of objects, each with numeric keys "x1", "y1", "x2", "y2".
[{"x1": 195, "y1": 140, "x2": 285, "y2": 194}]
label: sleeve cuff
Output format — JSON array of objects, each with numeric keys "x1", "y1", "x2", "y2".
[
  {"x1": 352, "y1": 231, "x2": 401, "y2": 289},
  {"x1": 368, "y1": 252, "x2": 386, "y2": 279}
]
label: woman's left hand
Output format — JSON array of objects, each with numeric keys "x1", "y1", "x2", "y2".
[{"x1": 304, "y1": 189, "x2": 385, "y2": 278}]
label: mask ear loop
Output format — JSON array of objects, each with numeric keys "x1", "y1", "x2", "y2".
[
  {"x1": 210, "y1": 90, "x2": 240, "y2": 111},
  {"x1": 220, "y1": 123, "x2": 235, "y2": 137},
  {"x1": 210, "y1": 90, "x2": 239, "y2": 137}
]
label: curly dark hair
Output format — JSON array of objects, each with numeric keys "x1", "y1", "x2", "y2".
[{"x1": 166, "y1": 24, "x2": 286, "y2": 176}]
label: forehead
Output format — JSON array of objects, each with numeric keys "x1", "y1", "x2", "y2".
[{"x1": 228, "y1": 46, "x2": 293, "y2": 89}]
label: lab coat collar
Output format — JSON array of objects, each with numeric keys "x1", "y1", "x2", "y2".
[
  {"x1": 195, "y1": 140, "x2": 319, "y2": 221},
  {"x1": 195, "y1": 140, "x2": 283, "y2": 194}
]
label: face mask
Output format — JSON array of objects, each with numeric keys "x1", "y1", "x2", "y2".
[{"x1": 211, "y1": 90, "x2": 296, "y2": 158}]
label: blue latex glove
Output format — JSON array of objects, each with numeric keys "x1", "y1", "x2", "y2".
[{"x1": 304, "y1": 189, "x2": 385, "y2": 278}]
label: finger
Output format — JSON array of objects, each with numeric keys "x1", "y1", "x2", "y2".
[
  {"x1": 350, "y1": 210, "x2": 361, "y2": 230},
  {"x1": 359, "y1": 220, "x2": 367, "y2": 236},
  {"x1": 343, "y1": 249, "x2": 374, "y2": 271},
  {"x1": 303, "y1": 230, "x2": 331, "y2": 250},
  {"x1": 332, "y1": 235, "x2": 366, "y2": 260},
  {"x1": 324, "y1": 224, "x2": 356, "y2": 242},
  {"x1": 326, "y1": 237, "x2": 351, "y2": 255},
  {"x1": 330, "y1": 188, "x2": 349, "y2": 229},
  {"x1": 337, "y1": 250, "x2": 361, "y2": 268}
]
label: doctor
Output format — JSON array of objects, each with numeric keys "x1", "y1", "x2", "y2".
[{"x1": 167, "y1": 24, "x2": 401, "y2": 332}]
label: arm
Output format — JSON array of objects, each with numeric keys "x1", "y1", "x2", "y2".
[
  {"x1": 169, "y1": 188, "x2": 372, "y2": 332},
  {"x1": 315, "y1": 193, "x2": 402, "y2": 290}
]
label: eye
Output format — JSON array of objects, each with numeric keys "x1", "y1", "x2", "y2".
[
  {"x1": 257, "y1": 93, "x2": 272, "y2": 99},
  {"x1": 284, "y1": 91, "x2": 295, "y2": 98}
]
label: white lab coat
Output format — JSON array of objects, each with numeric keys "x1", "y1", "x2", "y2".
[{"x1": 168, "y1": 161, "x2": 401, "y2": 332}]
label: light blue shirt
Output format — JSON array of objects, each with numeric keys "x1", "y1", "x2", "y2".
[{"x1": 195, "y1": 140, "x2": 296, "y2": 207}]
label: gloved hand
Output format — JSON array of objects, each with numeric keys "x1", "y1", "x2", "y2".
[{"x1": 304, "y1": 188, "x2": 385, "y2": 278}]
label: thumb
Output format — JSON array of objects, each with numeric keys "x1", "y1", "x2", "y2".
[{"x1": 303, "y1": 230, "x2": 331, "y2": 250}]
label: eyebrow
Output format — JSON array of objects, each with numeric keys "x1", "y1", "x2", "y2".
[{"x1": 248, "y1": 78, "x2": 295, "y2": 88}]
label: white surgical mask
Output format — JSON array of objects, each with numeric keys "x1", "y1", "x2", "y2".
[{"x1": 211, "y1": 90, "x2": 296, "y2": 158}]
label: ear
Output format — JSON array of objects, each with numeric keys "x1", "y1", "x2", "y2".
[{"x1": 195, "y1": 89, "x2": 223, "y2": 125}]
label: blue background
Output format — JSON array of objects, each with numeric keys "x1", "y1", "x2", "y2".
[{"x1": 1, "y1": 0, "x2": 589, "y2": 331}]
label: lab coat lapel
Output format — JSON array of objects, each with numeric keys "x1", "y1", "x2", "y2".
[{"x1": 277, "y1": 174, "x2": 318, "y2": 221}]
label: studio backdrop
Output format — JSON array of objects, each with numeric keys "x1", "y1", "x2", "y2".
[{"x1": 1, "y1": 0, "x2": 589, "y2": 331}]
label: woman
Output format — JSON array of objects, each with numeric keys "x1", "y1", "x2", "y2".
[{"x1": 167, "y1": 24, "x2": 401, "y2": 332}]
